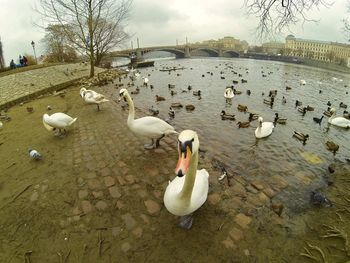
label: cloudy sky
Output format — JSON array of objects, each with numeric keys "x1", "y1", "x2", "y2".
[{"x1": 0, "y1": 0, "x2": 349, "y2": 65}]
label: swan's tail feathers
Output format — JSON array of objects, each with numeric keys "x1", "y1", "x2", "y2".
[{"x1": 69, "y1": 117, "x2": 78, "y2": 126}]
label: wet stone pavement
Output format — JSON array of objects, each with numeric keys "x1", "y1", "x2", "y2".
[{"x1": 0, "y1": 69, "x2": 316, "y2": 262}]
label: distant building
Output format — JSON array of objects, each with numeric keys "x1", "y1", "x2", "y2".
[
  {"x1": 285, "y1": 35, "x2": 350, "y2": 66},
  {"x1": 196, "y1": 36, "x2": 249, "y2": 52},
  {"x1": 262, "y1": 41, "x2": 285, "y2": 55}
]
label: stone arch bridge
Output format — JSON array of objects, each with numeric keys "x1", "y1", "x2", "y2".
[{"x1": 109, "y1": 45, "x2": 240, "y2": 61}]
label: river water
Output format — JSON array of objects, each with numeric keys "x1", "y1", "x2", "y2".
[{"x1": 124, "y1": 57, "x2": 349, "y2": 211}]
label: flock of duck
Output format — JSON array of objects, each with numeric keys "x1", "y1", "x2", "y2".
[{"x1": 39, "y1": 62, "x2": 349, "y2": 228}]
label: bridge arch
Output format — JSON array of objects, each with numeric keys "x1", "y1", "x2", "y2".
[
  {"x1": 222, "y1": 50, "x2": 240, "y2": 58},
  {"x1": 141, "y1": 48, "x2": 185, "y2": 58},
  {"x1": 190, "y1": 48, "x2": 219, "y2": 57}
]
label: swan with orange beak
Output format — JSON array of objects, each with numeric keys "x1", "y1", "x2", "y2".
[{"x1": 164, "y1": 130, "x2": 209, "y2": 229}]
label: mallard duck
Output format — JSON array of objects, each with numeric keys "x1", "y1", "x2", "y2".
[
  {"x1": 274, "y1": 113, "x2": 287, "y2": 124},
  {"x1": 156, "y1": 95, "x2": 165, "y2": 102},
  {"x1": 313, "y1": 115, "x2": 324, "y2": 125},
  {"x1": 193, "y1": 90, "x2": 201, "y2": 96},
  {"x1": 255, "y1": 117, "x2": 274, "y2": 138},
  {"x1": 237, "y1": 104, "x2": 248, "y2": 112},
  {"x1": 233, "y1": 89, "x2": 242, "y2": 95},
  {"x1": 293, "y1": 131, "x2": 309, "y2": 143},
  {"x1": 282, "y1": 96, "x2": 287, "y2": 104},
  {"x1": 298, "y1": 107, "x2": 307, "y2": 115},
  {"x1": 246, "y1": 90, "x2": 251, "y2": 96},
  {"x1": 344, "y1": 110, "x2": 350, "y2": 119},
  {"x1": 26, "y1": 107, "x2": 34, "y2": 113},
  {"x1": 306, "y1": 105, "x2": 314, "y2": 111},
  {"x1": 119, "y1": 89, "x2": 177, "y2": 149},
  {"x1": 340, "y1": 102, "x2": 348, "y2": 109},
  {"x1": 328, "y1": 108, "x2": 350, "y2": 128},
  {"x1": 164, "y1": 130, "x2": 209, "y2": 229},
  {"x1": 171, "y1": 102, "x2": 183, "y2": 108},
  {"x1": 295, "y1": 100, "x2": 302, "y2": 107},
  {"x1": 168, "y1": 107, "x2": 175, "y2": 118},
  {"x1": 220, "y1": 110, "x2": 235, "y2": 120},
  {"x1": 241, "y1": 79, "x2": 247, "y2": 83},
  {"x1": 237, "y1": 121, "x2": 250, "y2": 128},
  {"x1": 327, "y1": 101, "x2": 332, "y2": 107},
  {"x1": 248, "y1": 113, "x2": 259, "y2": 122},
  {"x1": 185, "y1": 105, "x2": 195, "y2": 111},
  {"x1": 263, "y1": 99, "x2": 273, "y2": 105},
  {"x1": 285, "y1": 86, "x2": 292, "y2": 90},
  {"x1": 326, "y1": 141, "x2": 339, "y2": 153},
  {"x1": 170, "y1": 90, "x2": 177, "y2": 96},
  {"x1": 323, "y1": 110, "x2": 332, "y2": 117},
  {"x1": 168, "y1": 84, "x2": 175, "y2": 89},
  {"x1": 148, "y1": 106, "x2": 159, "y2": 116}
]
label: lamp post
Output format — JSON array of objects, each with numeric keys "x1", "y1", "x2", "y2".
[{"x1": 31, "y1": 40, "x2": 38, "y2": 64}]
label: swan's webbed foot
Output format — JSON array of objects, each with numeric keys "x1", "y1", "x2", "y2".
[
  {"x1": 144, "y1": 139, "x2": 155, "y2": 149},
  {"x1": 155, "y1": 134, "x2": 165, "y2": 148},
  {"x1": 179, "y1": 214, "x2": 193, "y2": 229}
]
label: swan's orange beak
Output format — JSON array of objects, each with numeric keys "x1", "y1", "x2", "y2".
[{"x1": 175, "y1": 145, "x2": 192, "y2": 177}]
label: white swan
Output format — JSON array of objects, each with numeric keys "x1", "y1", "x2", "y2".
[
  {"x1": 255, "y1": 117, "x2": 274, "y2": 138},
  {"x1": 80, "y1": 88, "x2": 109, "y2": 111},
  {"x1": 119, "y1": 88, "x2": 177, "y2": 149},
  {"x1": 224, "y1": 87, "x2": 234, "y2": 99},
  {"x1": 164, "y1": 130, "x2": 209, "y2": 229},
  {"x1": 328, "y1": 108, "x2": 350, "y2": 128},
  {"x1": 43, "y1": 113, "x2": 77, "y2": 135}
]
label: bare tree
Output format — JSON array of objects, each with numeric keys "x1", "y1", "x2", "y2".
[
  {"x1": 244, "y1": 0, "x2": 333, "y2": 40},
  {"x1": 41, "y1": 24, "x2": 78, "y2": 63},
  {"x1": 343, "y1": 1, "x2": 350, "y2": 41},
  {"x1": 37, "y1": 0, "x2": 132, "y2": 77}
]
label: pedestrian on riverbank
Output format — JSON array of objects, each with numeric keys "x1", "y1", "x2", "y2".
[
  {"x1": 23, "y1": 55, "x2": 28, "y2": 66},
  {"x1": 10, "y1": 59, "x2": 16, "y2": 69},
  {"x1": 19, "y1": 55, "x2": 24, "y2": 66}
]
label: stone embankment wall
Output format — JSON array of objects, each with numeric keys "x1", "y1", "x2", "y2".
[{"x1": 0, "y1": 63, "x2": 104, "y2": 110}]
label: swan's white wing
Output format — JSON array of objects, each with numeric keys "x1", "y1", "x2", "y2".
[
  {"x1": 46, "y1": 113, "x2": 76, "y2": 128},
  {"x1": 132, "y1": 116, "x2": 176, "y2": 137},
  {"x1": 190, "y1": 169, "x2": 209, "y2": 210},
  {"x1": 331, "y1": 117, "x2": 350, "y2": 128}
]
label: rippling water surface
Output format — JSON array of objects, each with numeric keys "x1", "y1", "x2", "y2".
[{"x1": 125, "y1": 57, "x2": 349, "y2": 207}]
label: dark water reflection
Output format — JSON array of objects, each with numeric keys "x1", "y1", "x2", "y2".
[{"x1": 128, "y1": 58, "x2": 349, "y2": 210}]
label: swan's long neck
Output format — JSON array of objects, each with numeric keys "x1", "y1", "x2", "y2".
[
  {"x1": 179, "y1": 151, "x2": 198, "y2": 200},
  {"x1": 125, "y1": 93, "x2": 135, "y2": 125}
]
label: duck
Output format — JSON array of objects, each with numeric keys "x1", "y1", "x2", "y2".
[
  {"x1": 224, "y1": 87, "x2": 234, "y2": 99},
  {"x1": 148, "y1": 106, "x2": 159, "y2": 116},
  {"x1": 233, "y1": 89, "x2": 242, "y2": 95},
  {"x1": 306, "y1": 105, "x2": 314, "y2": 111},
  {"x1": 323, "y1": 110, "x2": 332, "y2": 117},
  {"x1": 237, "y1": 104, "x2": 248, "y2": 112},
  {"x1": 327, "y1": 101, "x2": 332, "y2": 107},
  {"x1": 80, "y1": 88, "x2": 109, "y2": 111},
  {"x1": 298, "y1": 107, "x2": 307, "y2": 115},
  {"x1": 119, "y1": 89, "x2": 177, "y2": 149},
  {"x1": 282, "y1": 96, "x2": 287, "y2": 104},
  {"x1": 193, "y1": 90, "x2": 201, "y2": 96},
  {"x1": 339, "y1": 102, "x2": 348, "y2": 109},
  {"x1": 328, "y1": 108, "x2": 350, "y2": 128},
  {"x1": 344, "y1": 110, "x2": 350, "y2": 119},
  {"x1": 295, "y1": 100, "x2": 302, "y2": 107},
  {"x1": 274, "y1": 113, "x2": 287, "y2": 124},
  {"x1": 255, "y1": 117, "x2": 274, "y2": 138},
  {"x1": 293, "y1": 131, "x2": 309, "y2": 144},
  {"x1": 171, "y1": 102, "x2": 183, "y2": 108},
  {"x1": 220, "y1": 110, "x2": 235, "y2": 120},
  {"x1": 26, "y1": 107, "x2": 34, "y2": 113},
  {"x1": 42, "y1": 113, "x2": 77, "y2": 135},
  {"x1": 168, "y1": 84, "x2": 175, "y2": 89},
  {"x1": 237, "y1": 121, "x2": 250, "y2": 128},
  {"x1": 300, "y1": 79, "x2": 306, "y2": 85},
  {"x1": 155, "y1": 95, "x2": 165, "y2": 102},
  {"x1": 164, "y1": 130, "x2": 209, "y2": 229},
  {"x1": 285, "y1": 86, "x2": 292, "y2": 90},
  {"x1": 326, "y1": 141, "x2": 339, "y2": 153},
  {"x1": 248, "y1": 113, "x2": 259, "y2": 122},
  {"x1": 185, "y1": 105, "x2": 195, "y2": 111},
  {"x1": 246, "y1": 90, "x2": 251, "y2": 96},
  {"x1": 168, "y1": 107, "x2": 175, "y2": 118},
  {"x1": 142, "y1": 77, "x2": 149, "y2": 86},
  {"x1": 313, "y1": 115, "x2": 324, "y2": 125},
  {"x1": 263, "y1": 98, "x2": 274, "y2": 105}
]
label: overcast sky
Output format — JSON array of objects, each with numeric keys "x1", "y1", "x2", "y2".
[{"x1": 0, "y1": 0, "x2": 349, "y2": 65}]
